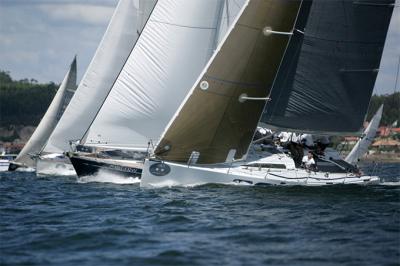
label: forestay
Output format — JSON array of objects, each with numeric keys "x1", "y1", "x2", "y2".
[
  {"x1": 262, "y1": 0, "x2": 394, "y2": 133},
  {"x1": 43, "y1": 0, "x2": 155, "y2": 153},
  {"x1": 84, "y1": 0, "x2": 246, "y2": 149},
  {"x1": 14, "y1": 58, "x2": 77, "y2": 167},
  {"x1": 154, "y1": 0, "x2": 301, "y2": 164}
]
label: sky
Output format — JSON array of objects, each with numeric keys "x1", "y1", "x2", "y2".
[{"x1": 0, "y1": 0, "x2": 399, "y2": 95}]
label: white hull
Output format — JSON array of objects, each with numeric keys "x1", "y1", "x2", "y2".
[
  {"x1": 0, "y1": 159, "x2": 10, "y2": 172},
  {"x1": 140, "y1": 159, "x2": 379, "y2": 188},
  {"x1": 36, "y1": 157, "x2": 76, "y2": 176}
]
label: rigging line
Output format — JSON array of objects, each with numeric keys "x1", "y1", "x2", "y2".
[
  {"x1": 79, "y1": 1, "x2": 159, "y2": 143},
  {"x1": 226, "y1": 0, "x2": 230, "y2": 26},
  {"x1": 394, "y1": 55, "x2": 400, "y2": 93},
  {"x1": 150, "y1": 20, "x2": 217, "y2": 30},
  {"x1": 204, "y1": 75, "x2": 264, "y2": 88},
  {"x1": 231, "y1": 0, "x2": 240, "y2": 9}
]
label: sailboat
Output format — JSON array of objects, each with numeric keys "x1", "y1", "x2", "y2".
[
  {"x1": 8, "y1": 57, "x2": 77, "y2": 172},
  {"x1": 140, "y1": 0, "x2": 394, "y2": 187},
  {"x1": 36, "y1": 0, "x2": 155, "y2": 176},
  {"x1": 345, "y1": 105, "x2": 384, "y2": 165},
  {"x1": 68, "y1": 0, "x2": 247, "y2": 178},
  {"x1": 0, "y1": 151, "x2": 16, "y2": 172}
]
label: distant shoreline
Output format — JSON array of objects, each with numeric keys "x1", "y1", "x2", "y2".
[{"x1": 360, "y1": 153, "x2": 400, "y2": 163}]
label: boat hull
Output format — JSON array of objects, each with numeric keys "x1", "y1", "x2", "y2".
[
  {"x1": 8, "y1": 162, "x2": 35, "y2": 172},
  {"x1": 69, "y1": 155, "x2": 142, "y2": 178},
  {"x1": 0, "y1": 159, "x2": 10, "y2": 172},
  {"x1": 140, "y1": 159, "x2": 380, "y2": 188}
]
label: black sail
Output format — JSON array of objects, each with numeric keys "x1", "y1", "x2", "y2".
[{"x1": 262, "y1": 0, "x2": 394, "y2": 133}]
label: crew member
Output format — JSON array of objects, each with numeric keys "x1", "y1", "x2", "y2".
[{"x1": 302, "y1": 151, "x2": 316, "y2": 171}]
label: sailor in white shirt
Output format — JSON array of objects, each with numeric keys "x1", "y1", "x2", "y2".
[{"x1": 302, "y1": 151, "x2": 316, "y2": 170}]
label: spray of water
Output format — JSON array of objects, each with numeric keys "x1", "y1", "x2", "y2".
[{"x1": 78, "y1": 170, "x2": 140, "y2": 185}]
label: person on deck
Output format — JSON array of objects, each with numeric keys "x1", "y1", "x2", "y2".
[{"x1": 302, "y1": 151, "x2": 316, "y2": 171}]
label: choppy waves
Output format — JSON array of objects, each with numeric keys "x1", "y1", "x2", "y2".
[{"x1": 1, "y1": 163, "x2": 399, "y2": 266}]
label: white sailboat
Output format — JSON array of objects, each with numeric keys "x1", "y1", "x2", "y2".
[
  {"x1": 140, "y1": 0, "x2": 394, "y2": 187},
  {"x1": 8, "y1": 57, "x2": 77, "y2": 172},
  {"x1": 36, "y1": 0, "x2": 155, "y2": 176},
  {"x1": 345, "y1": 105, "x2": 384, "y2": 165},
  {"x1": 69, "y1": 0, "x2": 247, "y2": 178},
  {"x1": 0, "y1": 151, "x2": 16, "y2": 172}
]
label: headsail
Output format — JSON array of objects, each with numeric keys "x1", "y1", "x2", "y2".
[
  {"x1": 43, "y1": 0, "x2": 155, "y2": 153},
  {"x1": 345, "y1": 104, "x2": 383, "y2": 164},
  {"x1": 13, "y1": 57, "x2": 77, "y2": 167},
  {"x1": 83, "y1": 0, "x2": 246, "y2": 150},
  {"x1": 154, "y1": 0, "x2": 301, "y2": 164},
  {"x1": 262, "y1": 0, "x2": 394, "y2": 133}
]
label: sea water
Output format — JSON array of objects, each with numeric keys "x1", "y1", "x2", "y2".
[{"x1": 1, "y1": 163, "x2": 399, "y2": 265}]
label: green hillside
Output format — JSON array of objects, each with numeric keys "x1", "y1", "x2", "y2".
[
  {"x1": 367, "y1": 92, "x2": 400, "y2": 126},
  {"x1": 0, "y1": 70, "x2": 58, "y2": 127}
]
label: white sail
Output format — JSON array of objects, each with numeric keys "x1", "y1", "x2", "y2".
[
  {"x1": 84, "y1": 0, "x2": 246, "y2": 150},
  {"x1": 13, "y1": 58, "x2": 77, "y2": 168},
  {"x1": 345, "y1": 104, "x2": 383, "y2": 164},
  {"x1": 43, "y1": 0, "x2": 155, "y2": 153}
]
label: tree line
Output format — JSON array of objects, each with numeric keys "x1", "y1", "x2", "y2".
[
  {"x1": 0, "y1": 70, "x2": 399, "y2": 128},
  {"x1": 367, "y1": 92, "x2": 400, "y2": 126},
  {"x1": 0, "y1": 71, "x2": 58, "y2": 127}
]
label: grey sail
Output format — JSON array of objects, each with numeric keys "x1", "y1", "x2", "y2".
[
  {"x1": 12, "y1": 58, "x2": 77, "y2": 168},
  {"x1": 154, "y1": 0, "x2": 301, "y2": 164},
  {"x1": 262, "y1": 0, "x2": 394, "y2": 133}
]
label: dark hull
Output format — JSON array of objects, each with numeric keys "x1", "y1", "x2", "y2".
[
  {"x1": 69, "y1": 156, "x2": 142, "y2": 178},
  {"x1": 8, "y1": 162, "x2": 21, "y2": 171}
]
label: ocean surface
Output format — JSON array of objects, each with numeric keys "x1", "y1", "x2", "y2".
[{"x1": 1, "y1": 163, "x2": 399, "y2": 266}]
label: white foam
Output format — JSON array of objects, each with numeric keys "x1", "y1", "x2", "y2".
[
  {"x1": 78, "y1": 170, "x2": 141, "y2": 185},
  {"x1": 379, "y1": 181, "x2": 400, "y2": 186}
]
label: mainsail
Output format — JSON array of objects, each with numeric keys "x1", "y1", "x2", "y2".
[
  {"x1": 154, "y1": 0, "x2": 301, "y2": 164},
  {"x1": 345, "y1": 104, "x2": 383, "y2": 164},
  {"x1": 84, "y1": 0, "x2": 246, "y2": 150},
  {"x1": 262, "y1": 0, "x2": 394, "y2": 133},
  {"x1": 13, "y1": 58, "x2": 77, "y2": 168},
  {"x1": 43, "y1": 0, "x2": 155, "y2": 153}
]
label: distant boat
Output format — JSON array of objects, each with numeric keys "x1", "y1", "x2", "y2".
[
  {"x1": 0, "y1": 151, "x2": 16, "y2": 172},
  {"x1": 140, "y1": 0, "x2": 394, "y2": 187},
  {"x1": 8, "y1": 57, "x2": 77, "y2": 172},
  {"x1": 345, "y1": 105, "x2": 384, "y2": 165}
]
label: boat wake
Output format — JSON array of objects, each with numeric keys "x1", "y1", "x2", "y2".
[
  {"x1": 78, "y1": 170, "x2": 140, "y2": 185},
  {"x1": 378, "y1": 181, "x2": 400, "y2": 186}
]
